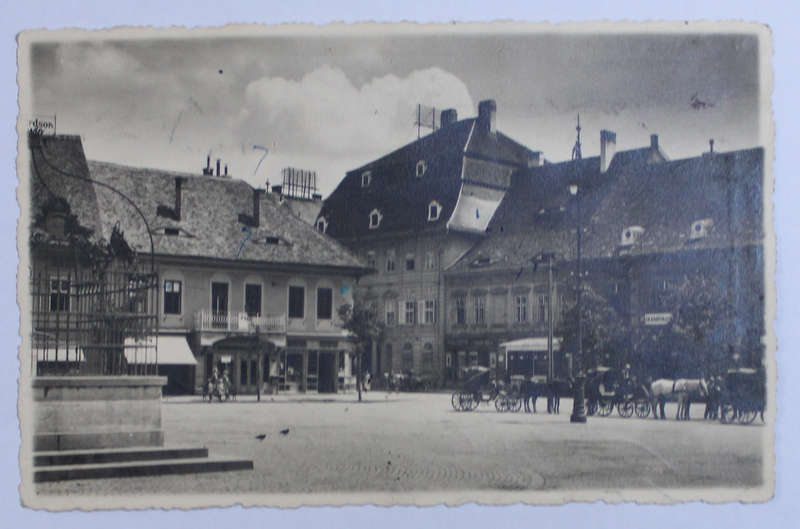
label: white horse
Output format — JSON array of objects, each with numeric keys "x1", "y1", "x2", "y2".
[{"x1": 651, "y1": 378, "x2": 708, "y2": 420}]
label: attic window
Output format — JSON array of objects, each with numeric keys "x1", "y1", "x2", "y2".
[
  {"x1": 620, "y1": 226, "x2": 645, "y2": 247},
  {"x1": 265, "y1": 237, "x2": 281, "y2": 245},
  {"x1": 416, "y1": 160, "x2": 427, "y2": 177},
  {"x1": 362, "y1": 171, "x2": 372, "y2": 187},
  {"x1": 428, "y1": 200, "x2": 441, "y2": 221},
  {"x1": 369, "y1": 208, "x2": 382, "y2": 229},
  {"x1": 316, "y1": 216, "x2": 328, "y2": 234},
  {"x1": 469, "y1": 256, "x2": 492, "y2": 268},
  {"x1": 689, "y1": 218, "x2": 714, "y2": 240},
  {"x1": 164, "y1": 227, "x2": 180, "y2": 236}
]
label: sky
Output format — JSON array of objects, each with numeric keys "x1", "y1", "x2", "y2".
[{"x1": 25, "y1": 25, "x2": 765, "y2": 197}]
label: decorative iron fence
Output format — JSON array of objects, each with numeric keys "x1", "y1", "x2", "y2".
[{"x1": 31, "y1": 265, "x2": 159, "y2": 376}]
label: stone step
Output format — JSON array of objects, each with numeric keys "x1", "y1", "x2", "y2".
[
  {"x1": 34, "y1": 455, "x2": 254, "y2": 483},
  {"x1": 34, "y1": 446, "x2": 209, "y2": 467}
]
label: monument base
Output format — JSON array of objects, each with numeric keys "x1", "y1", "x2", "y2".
[{"x1": 33, "y1": 376, "x2": 167, "y2": 452}]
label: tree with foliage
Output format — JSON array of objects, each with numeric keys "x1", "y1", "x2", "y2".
[
  {"x1": 557, "y1": 286, "x2": 631, "y2": 373},
  {"x1": 634, "y1": 273, "x2": 732, "y2": 379},
  {"x1": 338, "y1": 297, "x2": 382, "y2": 402}
]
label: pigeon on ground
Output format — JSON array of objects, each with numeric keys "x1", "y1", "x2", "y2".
[
  {"x1": 279, "y1": 428, "x2": 290, "y2": 435},
  {"x1": 255, "y1": 434, "x2": 266, "y2": 441}
]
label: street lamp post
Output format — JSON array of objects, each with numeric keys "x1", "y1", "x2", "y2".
[{"x1": 569, "y1": 183, "x2": 587, "y2": 423}]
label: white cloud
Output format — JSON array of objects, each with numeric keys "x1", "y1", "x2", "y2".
[{"x1": 236, "y1": 66, "x2": 474, "y2": 157}]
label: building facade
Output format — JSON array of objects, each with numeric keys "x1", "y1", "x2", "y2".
[
  {"x1": 319, "y1": 100, "x2": 542, "y2": 383},
  {"x1": 29, "y1": 133, "x2": 371, "y2": 395},
  {"x1": 446, "y1": 131, "x2": 765, "y2": 382}
]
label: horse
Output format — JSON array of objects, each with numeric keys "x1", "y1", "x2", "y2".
[
  {"x1": 519, "y1": 377, "x2": 551, "y2": 413},
  {"x1": 650, "y1": 378, "x2": 708, "y2": 420}
]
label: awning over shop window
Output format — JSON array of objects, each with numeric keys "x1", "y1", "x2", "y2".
[
  {"x1": 499, "y1": 337, "x2": 561, "y2": 352},
  {"x1": 125, "y1": 335, "x2": 196, "y2": 365}
]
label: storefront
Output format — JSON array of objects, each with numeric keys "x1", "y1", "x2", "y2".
[{"x1": 202, "y1": 336, "x2": 351, "y2": 395}]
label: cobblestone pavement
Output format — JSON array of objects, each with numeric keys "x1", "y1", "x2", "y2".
[{"x1": 36, "y1": 392, "x2": 765, "y2": 497}]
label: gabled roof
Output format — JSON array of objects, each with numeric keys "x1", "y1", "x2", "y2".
[
  {"x1": 28, "y1": 134, "x2": 368, "y2": 273},
  {"x1": 321, "y1": 112, "x2": 539, "y2": 242},
  {"x1": 448, "y1": 144, "x2": 764, "y2": 274},
  {"x1": 87, "y1": 161, "x2": 368, "y2": 270}
]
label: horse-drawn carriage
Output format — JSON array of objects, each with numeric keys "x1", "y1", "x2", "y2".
[
  {"x1": 719, "y1": 367, "x2": 765, "y2": 425},
  {"x1": 584, "y1": 366, "x2": 651, "y2": 418},
  {"x1": 450, "y1": 366, "x2": 512, "y2": 412}
]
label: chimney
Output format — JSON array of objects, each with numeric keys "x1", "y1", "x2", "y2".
[
  {"x1": 224, "y1": 164, "x2": 228, "y2": 176},
  {"x1": 216, "y1": 159, "x2": 221, "y2": 177},
  {"x1": 272, "y1": 185, "x2": 283, "y2": 195},
  {"x1": 203, "y1": 155, "x2": 213, "y2": 175},
  {"x1": 709, "y1": 139, "x2": 714, "y2": 154},
  {"x1": 650, "y1": 134, "x2": 659, "y2": 150},
  {"x1": 156, "y1": 177, "x2": 187, "y2": 221},
  {"x1": 174, "y1": 177, "x2": 185, "y2": 220},
  {"x1": 312, "y1": 193, "x2": 322, "y2": 203},
  {"x1": 478, "y1": 99, "x2": 497, "y2": 134},
  {"x1": 253, "y1": 188, "x2": 265, "y2": 227},
  {"x1": 600, "y1": 129, "x2": 617, "y2": 173},
  {"x1": 440, "y1": 108, "x2": 458, "y2": 128}
]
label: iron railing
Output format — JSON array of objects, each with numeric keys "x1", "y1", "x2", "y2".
[
  {"x1": 194, "y1": 310, "x2": 286, "y2": 334},
  {"x1": 31, "y1": 266, "x2": 159, "y2": 376}
]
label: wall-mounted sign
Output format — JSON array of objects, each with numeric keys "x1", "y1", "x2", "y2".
[
  {"x1": 220, "y1": 355, "x2": 232, "y2": 363},
  {"x1": 644, "y1": 313, "x2": 672, "y2": 326}
]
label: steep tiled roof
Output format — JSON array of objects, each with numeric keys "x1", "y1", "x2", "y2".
[
  {"x1": 86, "y1": 161, "x2": 369, "y2": 271},
  {"x1": 28, "y1": 134, "x2": 103, "y2": 237},
  {"x1": 448, "y1": 145, "x2": 764, "y2": 274},
  {"x1": 586, "y1": 148, "x2": 764, "y2": 259},
  {"x1": 321, "y1": 114, "x2": 539, "y2": 241}
]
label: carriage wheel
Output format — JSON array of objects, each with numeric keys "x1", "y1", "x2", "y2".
[
  {"x1": 586, "y1": 399, "x2": 598, "y2": 416},
  {"x1": 598, "y1": 399, "x2": 614, "y2": 417},
  {"x1": 738, "y1": 409, "x2": 758, "y2": 425},
  {"x1": 451, "y1": 392, "x2": 461, "y2": 411},
  {"x1": 634, "y1": 399, "x2": 651, "y2": 419},
  {"x1": 462, "y1": 392, "x2": 478, "y2": 411},
  {"x1": 495, "y1": 395, "x2": 508, "y2": 412},
  {"x1": 618, "y1": 400, "x2": 634, "y2": 418},
  {"x1": 457, "y1": 392, "x2": 470, "y2": 411},
  {"x1": 720, "y1": 403, "x2": 736, "y2": 424},
  {"x1": 509, "y1": 395, "x2": 523, "y2": 412}
]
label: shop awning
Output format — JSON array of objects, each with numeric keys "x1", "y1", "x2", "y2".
[
  {"x1": 125, "y1": 335, "x2": 196, "y2": 365},
  {"x1": 155, "y1": 335, "x2": 197, "y2": 365},
  {"x1": 499, "y1": 337, "x2": 561, "y2": 352}
]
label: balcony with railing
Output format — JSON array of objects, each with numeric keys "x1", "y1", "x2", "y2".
[{"x1": 194, "y1": 310, "x2": 286, "y2": 334}]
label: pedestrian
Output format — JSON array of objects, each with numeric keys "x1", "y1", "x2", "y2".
[{"x1": 364, "y1": 372, "x2": 372, "y2": 392}]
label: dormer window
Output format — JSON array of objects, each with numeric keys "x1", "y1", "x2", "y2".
[
  {"x1": 362, "y1": 171, "x2": 372, "y2": 187},
  {"x1": 428, "y1": 200, "x2": 441, "y2": 221},
  {"x1": 416, "y1": 160, "x2": 427, "y2": 177},
  {"x1": 316, "y1": 216, "x2": 328, "y2": 234},
  {"x1": 620, "y1": 226, "x2": 645, "y2": 247},
  {"x1": 689, "y1": 218, "x2": 714, "y2": 240},
  {"x1": 369, "y1": 208, "x2": 382, "y2": 229}
]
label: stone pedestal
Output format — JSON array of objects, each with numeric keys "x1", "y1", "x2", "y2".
[{"x1": 32, "y1": 376, "x2": 168, "y2": 451}]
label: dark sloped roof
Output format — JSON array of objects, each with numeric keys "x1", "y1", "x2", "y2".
[
  {"x1": 586, "y1": 148, "x2": 764, "y2": 258},
  {"x1": 86, "y1": 161, "x2": 368, "y2": 270},
  {"x1": 29, "y1": 134, "x2": 103, "y2": 237},
  {"x1": 321, "y1": 117, "x2": 538, "y2": 241},
  {"x1": 448, "y1": 146, "x2": 764, "y2": 274}
]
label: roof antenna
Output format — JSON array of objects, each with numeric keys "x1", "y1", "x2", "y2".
[{"x1": 571, "y1": 115, "x2": 582, "y2": 161}]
